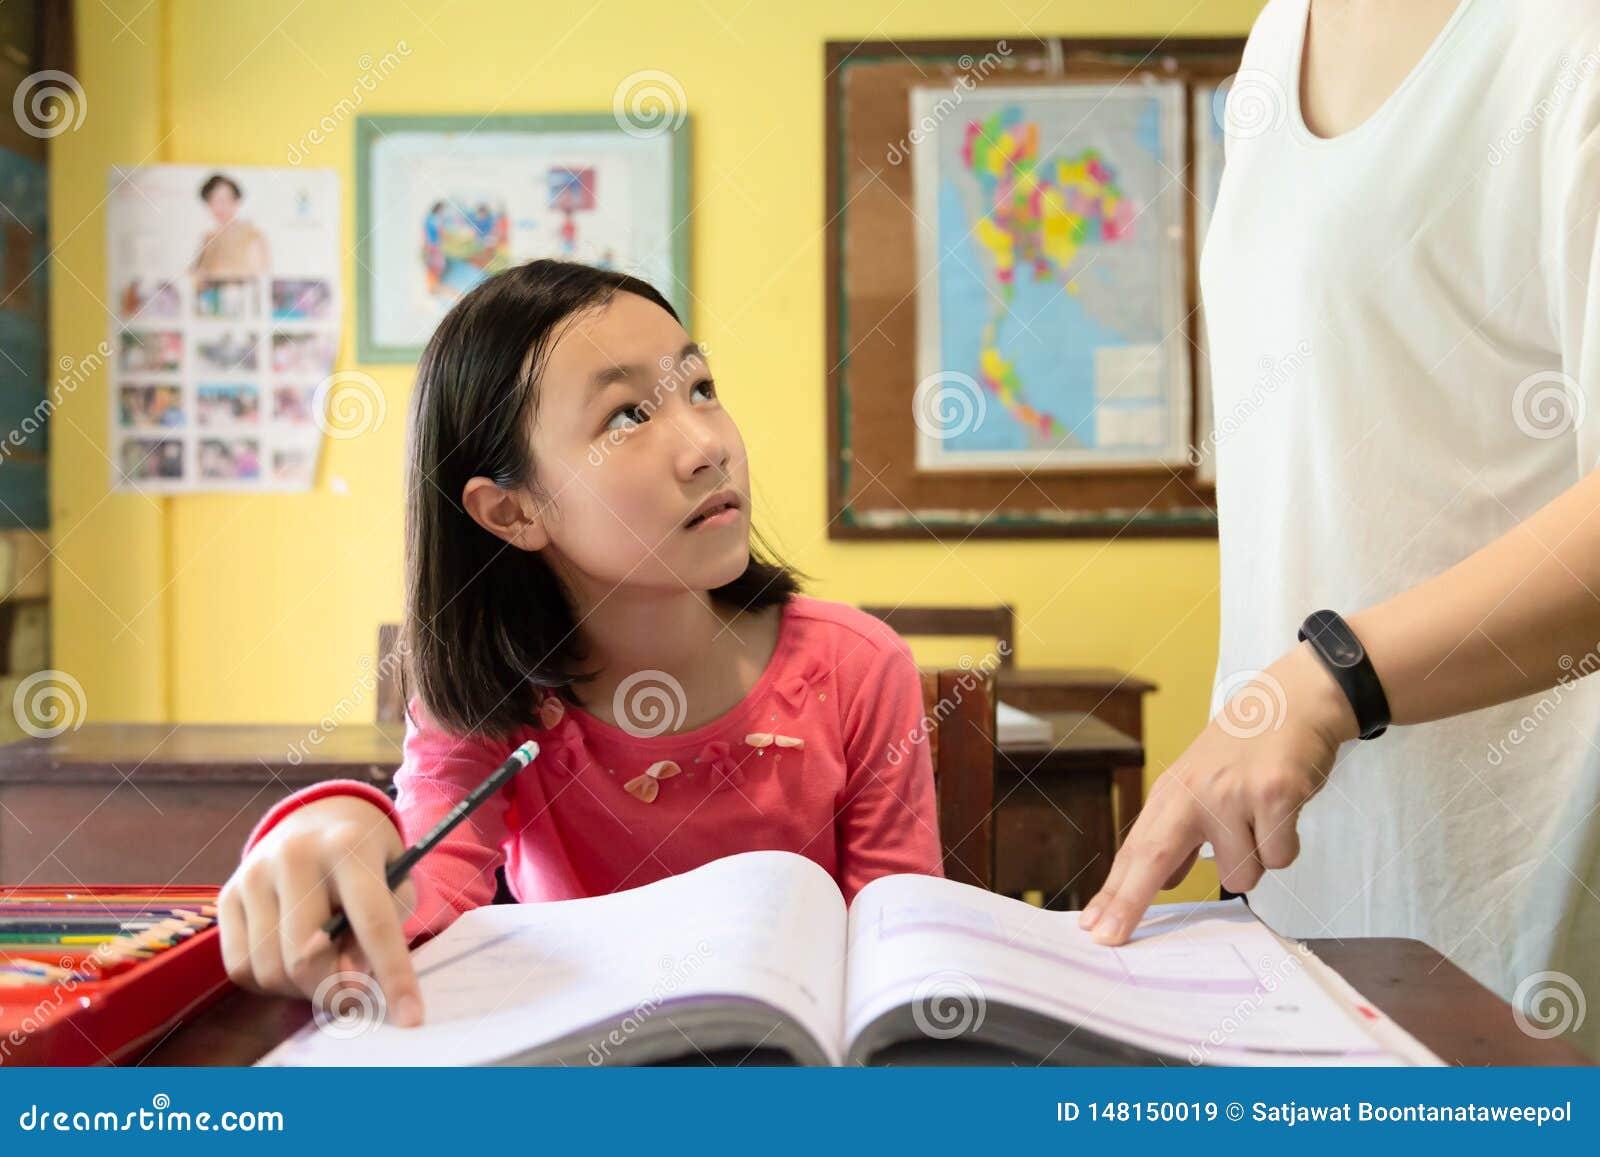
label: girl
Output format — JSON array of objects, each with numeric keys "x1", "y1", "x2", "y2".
[{"x1": 220, "y1": 259, "x2": 943, "y2": 1026}]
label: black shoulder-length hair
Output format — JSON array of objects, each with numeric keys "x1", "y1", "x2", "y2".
[{"x1": 401, "y1": 259, "x2": 802, "y2": 741}]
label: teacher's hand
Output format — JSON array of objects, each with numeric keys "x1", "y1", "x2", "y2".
[{"x1": 1079, "y1": 642, "x2": 1359, "y2": 945}]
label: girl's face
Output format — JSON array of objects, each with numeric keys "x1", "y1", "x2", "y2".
[{"x1": 525, "y1": 292, "x2": 751, "y2": 599}]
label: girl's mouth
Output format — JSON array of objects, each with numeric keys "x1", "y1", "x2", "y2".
[{"x1": 683, "y1": 493, "x2": 742, "y2": 531}]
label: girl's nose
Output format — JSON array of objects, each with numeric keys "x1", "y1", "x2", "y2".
[{"x1": 672, "y1": 411, "x2": 731, "y2": 481}]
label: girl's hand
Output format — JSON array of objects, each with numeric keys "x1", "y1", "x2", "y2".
[
  {"x1": 219, "y1": 795, "x2": 423, "y2": 1026},
  {"x1": 1079, "y1": 643, "x2": 1360, "y2": 946}
]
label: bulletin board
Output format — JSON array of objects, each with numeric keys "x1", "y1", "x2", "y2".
[{"x1": 826, "y1": 37, "x2": 1244, "y2": 540}]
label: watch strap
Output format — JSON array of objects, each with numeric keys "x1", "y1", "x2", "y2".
[{"x1": 1297, "y1": 609, "x2": 1391, "y2": 740}]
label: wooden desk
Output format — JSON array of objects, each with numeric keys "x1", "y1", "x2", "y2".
[
  {"x1": 1309, "y1": 938, "x2": 1594, "y2": 1066},
  {"x1": 995, "y1": 710, "x2": 1144, "y2": 909},
  {"x1": 989, "y1": 668, "x2": 1155, "y2": 908},
  {"x1": 132, "y1": 935, "x2": 1593, "y2": 1067},
  {"x1": 0, "y1": 723, "x2": 403, "y2": 886},
  {"x1": 996, "y1": 666, "x2": 1156, "y2": 748}
]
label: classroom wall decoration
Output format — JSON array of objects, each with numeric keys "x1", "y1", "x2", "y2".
[
  {"x1": 0, "y1": 144, "x2": 49, "y2": 526},
  {"x1": 911, "y1": 82, "x2": 1190, "y2": 472},
  {"x1": 106, "y1": 164, "x2": 343, "y2": 494},
  {"x1": 826, "y1": 38, "x2": 1243, "y2": 539},
  {"x1": 355, "y1": 113, "x2": 691, "y2": 363}
]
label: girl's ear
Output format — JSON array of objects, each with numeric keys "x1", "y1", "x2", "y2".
[{"x1": 461, "y1": 476, "x2": 549, "y2": 551}]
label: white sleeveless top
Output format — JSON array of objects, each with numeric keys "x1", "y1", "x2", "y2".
[{"x1": 1202, "y1": 0, "x2": 1600, "y2": 1055}]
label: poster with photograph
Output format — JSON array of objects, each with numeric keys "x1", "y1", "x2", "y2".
[{"x1": 106, "y1": 164, "x2": 343, "y2": 493}]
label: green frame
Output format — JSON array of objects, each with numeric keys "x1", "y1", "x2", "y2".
[{"x1": 354, "y1": 113, "x2": 692, "y2": 364}]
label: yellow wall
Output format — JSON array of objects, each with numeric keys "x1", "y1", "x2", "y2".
[{"x1": 54, "y1": 0, "x2": 1268, "y2": 901}]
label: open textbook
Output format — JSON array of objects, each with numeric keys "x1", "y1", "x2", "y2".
[{"x1": 259, "y1": 850, "x2": 1439, "y2": 1067}]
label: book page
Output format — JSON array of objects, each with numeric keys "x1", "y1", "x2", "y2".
[
  {"x1": 260, "y1": 850, "x2": 848, "y2": 1066},
  {"x1": 844, "y1": 875, "x2": 1419, "y2": 1066}
]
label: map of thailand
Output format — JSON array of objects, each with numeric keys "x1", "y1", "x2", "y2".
[{"x1": 913, "y1": 84, "x2": 1188, "y2": 469}]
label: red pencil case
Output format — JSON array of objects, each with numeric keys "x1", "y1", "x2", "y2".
[{"x1": 0, "y1": 885, "x2": 230, "y2": 1067}]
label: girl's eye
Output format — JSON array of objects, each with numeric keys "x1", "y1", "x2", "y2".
[
  {"x1": 600, "y1": 380, "x2": 713, "y2": 435},
  {"x1": 603, "y1": 403, "x2": 649, "y2": 433}
]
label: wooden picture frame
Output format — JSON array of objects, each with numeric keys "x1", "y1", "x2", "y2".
[{"x1": 825, "y1": 37, "x2": 1244, "y2": 539}]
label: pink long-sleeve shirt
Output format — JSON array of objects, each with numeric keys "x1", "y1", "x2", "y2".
[{"x1": 245, "y1": 596, "x2": 943, "y2": 942}]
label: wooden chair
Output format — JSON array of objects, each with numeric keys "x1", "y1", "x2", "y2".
[
  {"x1": 375, "y1": 624, "x2": 405, "y2": 726},
  {"x1": 858, "y1": 605, "x2": 1015, "y2": 668},
  {"x1": 375, "y1": 626, "x2": 995, "y2": 889},
  {"x1": 915, "y1": 666, "x2": 996, "y2": 889}
]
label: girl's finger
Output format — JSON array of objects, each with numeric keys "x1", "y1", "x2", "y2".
[
  {"x1": 339, "y1": 940, "x2": 370, "y2": 977},
  {"x1": 275, "y1": 855, "x2": 335, "y2": 1000},
  {"x1": 395, "y1": 877, "x2": 419, "y2": 923},
  {"x1": 239, "y1": 882, "x2": 293, "y2": 997},
  {"x1": 219, "y1": 887, "x2": 254, "y2": 989},
  {"x1": 329, "y1": 859, "x2": 423, "y2": 1027},
  {"x1": 315, "y1": 940, "x2": 376, "y2": 1015}
]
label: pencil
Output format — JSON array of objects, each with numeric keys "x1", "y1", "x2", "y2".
[
  {"x1": 0, "y1": 920, "x2": 173, "y2": 935},
  {"x1": 319, "y1": 739, "x2": 539, "y2": 943}
]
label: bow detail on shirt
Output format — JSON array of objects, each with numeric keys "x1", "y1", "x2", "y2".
[
  {"x1": 744, "y1": 732, "x2": 804, "y2": 749},
  {"x1": 533, "y1": 696, "x2": 587, "y2": 779},
  {"x1": 538, "y1": 695, "x2": 566, "y2": 729},
  {"x1": 696, "y1": 740, "x2": 747, "y2": 793},
  {"x1": 623, "y1": 760, "x2": 682, "y2": 804},
  {"x1": 774, "y1": 649, "x2": 828, "y2": 712}
]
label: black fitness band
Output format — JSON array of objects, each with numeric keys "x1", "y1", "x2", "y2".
[{"x1": 1297, "y1": 609, "x2": 1390, "y2": 740}]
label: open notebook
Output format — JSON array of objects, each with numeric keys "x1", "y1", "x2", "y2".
[{"x1": 259, "y1": 851, "x2": 1438, "y2": 1067}]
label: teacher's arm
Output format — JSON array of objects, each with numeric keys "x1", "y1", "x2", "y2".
[{"x1": 1081, "y1": 466, "x2": 1600, "y2": 946}]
